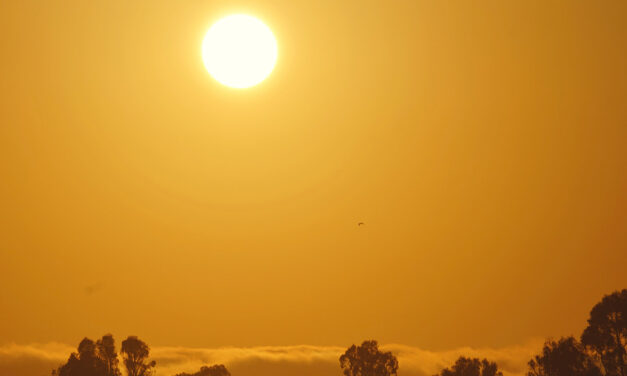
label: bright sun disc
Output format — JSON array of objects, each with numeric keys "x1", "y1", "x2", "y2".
[{"x1": 202, "y1": 14, "x2": 278, "y2": 89}]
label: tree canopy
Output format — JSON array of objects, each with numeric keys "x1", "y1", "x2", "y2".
[
  {"x1": 436, "y1": 356, "x2": 503, "y2": 376},
  {"x1": 98, "y1": 334, "x2": 122, "y2": 376},
  {"x1": 52, "y1": 335, "x2": 121, "y2": 376},
  {"x1": 528, "y1": 337, "x2": 601, "y2": 376},
  {"x1": 581, "y1": 289, "x2": 627, "y2": 376},
  {"x1": 121, "y1": 336, "x2": 157, "y2": 376},
  {"x1": 175, "y1": 364, "x2": 231, "y2": 376},
  {"x1": 340, "y1": 340, "x2": 399, "y2": 376}
]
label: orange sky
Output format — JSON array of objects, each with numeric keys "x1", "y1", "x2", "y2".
[{"x1": 0, "y1": 0, "x2": 626, "y2": 357}]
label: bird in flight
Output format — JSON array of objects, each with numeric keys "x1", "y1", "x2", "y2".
[{"x1": 357, "y1": 222, "x2": 365, "y2": 226}]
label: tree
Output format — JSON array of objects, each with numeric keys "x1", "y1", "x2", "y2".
[
  {"x1": 436, "y1": 356, "x2": 503, "y2": 376},
  {"x1": 97, "y1": 334, "x2": 121, "y2": 376},
  {"x1": 528, "y1": 337, "x2": 601, "y2": 376},
  {"x1": 175, "y1": 364, "x2": 231, "y2": 376},
  {"x1": 53, "y1": 337, "x2": 108, "y2": 376},
  {"x1": 581, "y1": 289, "x2": 627, "y2": 376},
  {"x1": 340, "y1": 340, "x2": 398, "y2": 376},
  {"x1": 121, "y1": 336, "x2": 156, "y2": 376}
]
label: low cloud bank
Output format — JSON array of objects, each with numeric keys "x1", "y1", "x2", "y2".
[
  {"x1": 0, "y1": 343, "x2": 74, "y2": 376},
  {"x1": 0, "y1": 340, "x2": 542, "y2": 376}
]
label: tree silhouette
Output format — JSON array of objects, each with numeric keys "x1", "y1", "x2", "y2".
[
  {"x1": 121, "y1": 336, "x2": 156, "y2": 376},
  {"x1": 581, "y1": 289, "x2": 627, "y2": 376},
  {"x1": 174, "y1": 364, "x2": 231, "y2": 376},
  {"x1": 340, "y1": 340, "x2": 398, "y2": 376},
  {"x1": 528, "y1": 337, "x2": 601, "y2": 376},
  {"x1": 97, "y1": 334, "x2": 121, "y2": 376},
  {"x1": 52, "y1": 337, "x2": 108, "y2": 376},
  {"x1": 436, "y1": 356, "x2": 503, "y2": 376}
]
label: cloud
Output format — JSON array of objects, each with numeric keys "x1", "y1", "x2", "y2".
[
  {"x1": 151, "y1": 345, "x2": 346, "y2": 376},
  {"x1": 0, "y1": 340, "x2": 542, "y2": 376},
  {"x1": 384, "y1": 342, "x2": 542, "y2": 376},
  {"x1": 0, "y1": 343, "x2": 75, "y2": 376}
]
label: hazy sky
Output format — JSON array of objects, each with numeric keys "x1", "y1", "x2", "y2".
[{"x1": 0, "y1": 0, "x2": 625, "y2": 358}]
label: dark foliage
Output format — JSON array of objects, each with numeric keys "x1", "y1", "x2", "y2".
[
  {"x1": 121, "y1": 336, "x2": 157, "y2": 376},
  {"x1": 98, "y1": 334, "x2": 122, "y2": 376},
  {"x1": 436, "y1": 356, "x2": 503, "y2": 376},
  {"x1": 340, "y1": 340, "x2": 399, "y2": 376},
  {"x1": 581, "y1": 289, "x2": 627, "y2": 376},
  {"x1": 528, "y1": 337, "x2": 601, "y2": 376},
  {"x1": 52, "y1": 335, "x2": 121, "y2": 376},
  {"x1": 175, "y1": 364, "x2": 231, "y2": 376}
]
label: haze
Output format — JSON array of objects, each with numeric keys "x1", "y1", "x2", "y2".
[{"x1": 0, "y1": 0, "x2": 625, "y2": 365}]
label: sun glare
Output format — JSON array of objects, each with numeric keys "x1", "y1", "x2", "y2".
[{"x1": 202, "y1": 14, "x2": 278, "y2": 89}]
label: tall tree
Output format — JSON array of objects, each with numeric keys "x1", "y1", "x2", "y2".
[
  {"x1": 175, "y1": 364, "x2": 231, "y2": 376},
  {"x1": 528, "y1": 337, "x2": 601, "y2": 376},
  {"x1": 121, "y1": 336, "x2": 156, "y2": 376},
  {"x1": 97, "y1": 334, "x2": 121, "y2": 376},
  {"x1": 340, "y1": 340, "x2": 398, "y2": 376},
  {"x1": 437, "y1": 356, "x2": 503, "y2": 376},
  {"x1": 581, "y1": 289, "x2": 627, "y2": 376}
]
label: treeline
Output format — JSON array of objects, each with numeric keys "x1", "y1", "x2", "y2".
[
  {"x1": 51, "y1": 335, "x2": 229, "y2": 376},
  {"x1": 52, "y1": 289, "x2": 626, "y2": 376},
  {"x1": 340, "y1": 289, "x2": 626, "y2": 376}
]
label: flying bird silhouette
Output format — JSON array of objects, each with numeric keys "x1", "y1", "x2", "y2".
[{"x1": 358, "y1": 222, "x2": 365, "y2": 226}]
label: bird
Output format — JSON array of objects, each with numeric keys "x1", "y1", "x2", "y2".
[{"x1": 357, "y1": 222, "x2": 365, "y2": 226}]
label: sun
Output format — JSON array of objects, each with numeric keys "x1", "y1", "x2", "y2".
[{"x1": 202, "y1": 14, "x2": 278, "y2": 89}]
